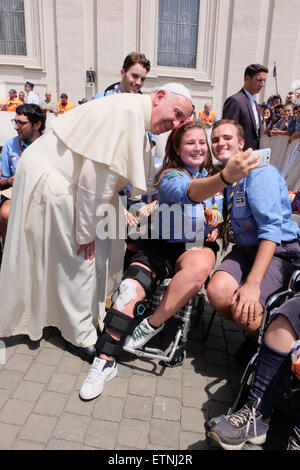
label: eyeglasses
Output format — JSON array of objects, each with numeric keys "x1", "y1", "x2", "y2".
[{"x1": 11, "y1": 119, "x2": 30, "y2": 126}]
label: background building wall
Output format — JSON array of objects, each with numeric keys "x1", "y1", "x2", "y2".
[{"x1": 0, "y1": 0, "x2": 299, "y2": 114}]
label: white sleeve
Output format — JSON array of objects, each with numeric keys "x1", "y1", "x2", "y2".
[{"x1": 75, "y1": 158, "x2": 119, "y2": 245}]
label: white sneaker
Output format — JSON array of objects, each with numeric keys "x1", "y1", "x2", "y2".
[
  {"x1": 79, "y1": 357, "x2": 118, "y2": 400},
  {"x1": 124, "y1": 317, "x2": 164, "y2": 350}
]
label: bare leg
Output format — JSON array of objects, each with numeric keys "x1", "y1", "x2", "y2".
[
  {"x1": 264, "y1": 314, "x2": 297, "y2": 353},
  {"x1": 149, "y1": 247, "x2": 215, "y2": 327},
  {"x1": 207, "y1": 270, "x2": 264, "y2": 336}
]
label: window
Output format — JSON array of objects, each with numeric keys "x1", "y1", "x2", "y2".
[
  {"x1": 138, "y1": 0, "x2": 218, "y2": 83},
  {"x1": 0, "y1": 0, "x2": 26, "y2": 55},
  {"x1": 157, "y1": 0, "x2": 200, "y2": 69}
]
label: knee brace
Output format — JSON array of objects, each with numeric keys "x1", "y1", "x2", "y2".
[
  {"x1": 96, "y1": 264, "x2": 158, "y2": 357},
  {"x1": 96, "y1": 307, "x2": 137, "y2": 357},
  {"x1": 122, "y1": 264, "x2": 158, "y2": 298}
]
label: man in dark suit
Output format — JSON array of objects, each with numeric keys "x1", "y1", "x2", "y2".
[{"x1": 223, "y1": 64, "x2": 269, "y2": 150}]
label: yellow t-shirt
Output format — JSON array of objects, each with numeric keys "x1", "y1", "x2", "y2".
[{"x1": 2, "y1": 98, "x2": 21, "y2": 112}]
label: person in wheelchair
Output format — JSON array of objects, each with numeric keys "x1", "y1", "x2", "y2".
[
  {"x1": 208, "y1": 290, "x2": 300, "y2": 450},
  {"x1": 79, "y1": 120, "x2": 259, "y2": 401},
  {"x1": 207, "y1": 119, "x2": 300, "y2": 353}
]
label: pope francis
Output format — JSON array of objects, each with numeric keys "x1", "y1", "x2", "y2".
[{"x1": 0, "y1": 83, "x2": 193, "y2": 355}]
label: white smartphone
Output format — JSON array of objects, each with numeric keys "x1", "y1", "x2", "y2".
[{"x1": 250, "y1": 148, "x2": 271, "y2": 167}]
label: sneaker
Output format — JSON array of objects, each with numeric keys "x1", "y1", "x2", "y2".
[
  {"x1": 124, "y1": 317, "x2": 164, "y2": 350},
  {"x1": 208, "y1": 399, "x2": 269, "y2": 450},
  {"x1": 287, "y1": 427, "x2": 300, "y2": 450},
  {"x1": 79, "y1": 357, "x2": 118, "y2": 400}
]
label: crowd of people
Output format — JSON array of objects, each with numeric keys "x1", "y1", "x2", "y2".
[
  {"x1": 0, "y1": 53, "x2": 300, "y2": 451},
  {"x1": 0, "y1": 81, "x2": 85, "y2": 115}
]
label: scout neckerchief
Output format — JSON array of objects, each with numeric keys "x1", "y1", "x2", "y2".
[{"x1": 222, "y1": 181, "x2": 237, "y2": 252}]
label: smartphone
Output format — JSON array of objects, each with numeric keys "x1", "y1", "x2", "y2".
[{"x1": 250, "y1": 148, "x2": 271, "y2": 167}]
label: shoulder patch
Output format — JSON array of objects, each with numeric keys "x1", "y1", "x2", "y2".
[{"x1": 167, "y1": 171, "x2": 183, "y2": 180}]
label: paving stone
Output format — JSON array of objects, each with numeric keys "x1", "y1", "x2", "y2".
[
  {"x1": 65, "y1": 390, "x2": 95, "y2": 416},
  {"x1": 181, "y1": 406, "x2": 206, "y2": 433},
  {"x1": 0, "y1": 369, "x2": 24, "y2": 391},
  {"x1": 150, "y1": 419, "x2": 180, "y2": 448},
  {"x1": 206, "y1": 378, "x2": 233, "y2": 402},
  {"x1": 24, "y1": 363, "x2": 56, "y2": 384},
  {"x1": 93, "y1": 395, "x2": 124, "y2": 422},
  {"x1": 182, "y1": 369, "x2": 207, "y2": 388},
  {"x1": 0, "y1": 389, "x2": 10, "y2": 409},
  {"x1": 182, "y1": 386, "x2": 207, "y2": 408},
  {"x1": 128, "y1": 374, "x2": 157, "y2": 397},
  {"x1": 34, "y1": 390, "x2": 68, "y2": 417},
  {"x1": 0, "y1": 423, "x2": 20, "y2": 449},
  {"x1": 36, "y1": 348, "x2": 64, "y2": 366},
  {"x1": 85, "y1": 419, "x2": 119, "y2": 449},
  {"x1": 152, "y1": 396, "x2": 181, "y2": 421},
  {"x1": 3, "y1": 353, "x2": 33, "y2": 373},
  {"x1": 56, "y1": 355, "x2": 83, "y2": 375},
  {"x1": 13, "y1": 380, "x2": 44, "y2": 402},
  {"x1": 19, "y1": 414, "x2": 57, "y2": 443},
  {"x1": 123, "y1": 395, "x2": 152, "y2": 421},
  {"x1": 15, "y1": 342, "x2": 40, "y2": 356},
  {"x1": 117, "y1": 418, "x2": 150, "y2": 449},
  {"x1": 53, "y1": 412, "x2": 90, "y2": 443},
  {"x1": 0, "y1": 398, "x2": 34, "y2": 427},
  {"x1": 46, "y1": 373, "x2": 76, "y2": 393},
  {"x1": 101, "y1": 376, "x2": 129, "y2": 398},
  {"x1": 12, "y1": 440, "x2": 45, "y2": 450},
  {"x1": 156, "y1": 377, "x2": 181, "y2": 398},
  {"x1": 46, "y1": 438, "x2": 83, "y2": 450}
]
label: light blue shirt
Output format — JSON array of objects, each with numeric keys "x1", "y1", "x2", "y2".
[
  {"x1": 157, "y1": 166, "x2": 222, "y2": 243},
  {"x1": 226, "y1": 164, "x2": 300, "y2": 247},
  {"x1": 93, "y1": 83, "x2": 122, "y2": 99},
  {"x1": 0, "y1": 136, "x2": 30, "y2": 179}
]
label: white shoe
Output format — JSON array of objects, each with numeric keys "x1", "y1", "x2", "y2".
[
  {"x1": 79, "y1": 357, "x2": 118, "y2": 400},
  {"x1": 124, "y1": 317, "x2": 164, "y2": 350}
]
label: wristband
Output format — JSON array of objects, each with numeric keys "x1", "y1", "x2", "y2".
[{"x1": 219, "y1": 170, "x2": 231, "y2": 186}]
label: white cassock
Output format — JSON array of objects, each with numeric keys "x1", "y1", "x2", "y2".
[{"x1": 0, "y1": 93, "x2": 154, "y2": 347}]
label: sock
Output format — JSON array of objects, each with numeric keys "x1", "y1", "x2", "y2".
[
  {"x1": 102, "y1": 359, "x2": 115, "y2": 370},
  {"x1": 247, "y1": 340, "x2": 291, "y2": 420}
]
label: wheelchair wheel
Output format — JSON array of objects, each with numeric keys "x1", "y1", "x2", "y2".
[{"x1": 163, "y1": 349, "x2": 186, "y2": 368}]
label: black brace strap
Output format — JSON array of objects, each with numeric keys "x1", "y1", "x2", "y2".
[
  {"x1": 103, "y1": 307, "x2": 136, "y2": 336},
  {"x1": 122, "y1": 264, "x2": 156, "y2": 297},
  {"x1": 96, "y1": 332, "x2": 124, "y2": 358}
]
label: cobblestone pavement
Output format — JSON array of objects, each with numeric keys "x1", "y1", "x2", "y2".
[{"x1": 0, "y1": 300, "x2": 291, "y2": 451}]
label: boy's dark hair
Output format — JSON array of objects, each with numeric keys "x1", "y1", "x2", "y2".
[
  {"x1": 16, "y1": 103, "x2": 46, "y2": 134},
  {"x1": 122, "y1": 52, "x2": 151, "y2": 73},
  {"x1": 244, "y1": 64, "x2": 268, "y2": 79}
]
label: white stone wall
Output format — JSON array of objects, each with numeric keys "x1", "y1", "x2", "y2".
[{"x1": 0, "y1": 0, "x2": 299, "y2": 114}]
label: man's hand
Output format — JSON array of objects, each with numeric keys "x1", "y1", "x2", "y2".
[
  {"x1": 222, "y1": 148, "x2": 259, "y2": 183},
  {"x1": 231, "y1": 282, "x2": 262, "y2": 328},
  {"x1": 77, "y1": 240, "x2": 95, "y2": 260}
]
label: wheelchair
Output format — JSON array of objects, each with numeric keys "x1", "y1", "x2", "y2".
[
  {"x1": 206, "y1": 252, "x2": 300, "y2": 433},
  {"x1": 123, "y1": 277, "x2": 205, "y2": 367}
]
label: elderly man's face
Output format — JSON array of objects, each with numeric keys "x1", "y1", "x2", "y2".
[{"x1": 150, "y1": 91, "x2": 192, "y2": 135}]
